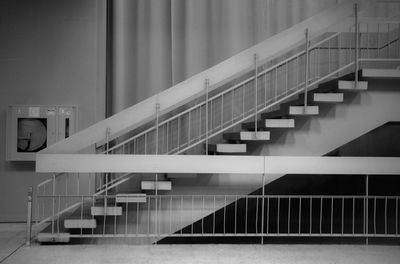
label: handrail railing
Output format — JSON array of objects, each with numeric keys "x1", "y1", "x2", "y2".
[{"x1": 37, "y1": 0, "x2": 372, "y2": 156}]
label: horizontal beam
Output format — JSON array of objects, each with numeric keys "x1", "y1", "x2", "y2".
[
  {"x1": 39, "y1": 0, "x2": 370, "y2": 155},
  {"x1": 36, "y1": 154, "x2": 400, "y2": 175}
]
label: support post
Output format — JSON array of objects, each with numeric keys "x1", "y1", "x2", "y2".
[
  {"x1": 365, "y1": 174, "x2": 369, "y2": 245},
  {"x1": 261, "y1": 173, "x2": 266, "y2": 244},
  {"x1": 103, "y1": 128, "x2": 111, "y2": 236},
  {"x1": 52, "y1": 174, "x2": 56, "y2": 234},
  {"x1": 254, "y1": 54, "x2": 258, "y2": 135},
  {"x1": 304, "y1": 28, "x2": 310, "y2": 109},
  {"x1": 205, "y1": 79, "x2": 209, "y2": 155},
  {"x1": 155, "y1": 103, "x2": 160, "y2": 243},
  {"x1": 354, "y1": 4, "x2": 359, "y2": 89},
  {"x1": 26, "y1": 187, "x2": 33, "y2": 246}
]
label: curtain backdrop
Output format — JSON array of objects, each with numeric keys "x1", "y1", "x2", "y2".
[{"x1": 108, "y1": 0, "x2": 352, "y2": 115}]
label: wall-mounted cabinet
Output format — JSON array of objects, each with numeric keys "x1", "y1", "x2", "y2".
[{"x1": 6, "y1": 105, "x2": 77, "y2": 161}]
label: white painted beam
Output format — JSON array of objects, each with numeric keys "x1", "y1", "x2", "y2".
[
  {"x1": 266, "y1": 156, "x2": 400, "y2": 175},
  {"x1": 36, "y1": 154, "x2": 265, "y2": 174},
  {"x1": 36, "y1": 154, "x2": 400, "y2": 175}
]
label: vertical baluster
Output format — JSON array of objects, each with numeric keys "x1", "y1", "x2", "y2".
[
  {"x1": 213, "y1": 196, "x2": 216, "y2": 235},
  {"x1": 202, "y1": 196, "x2": 205, "y2": 235},
  {"x1": 221, "y1": 95, "x2": 224, "y2": 129},
  {"x1": 352, "y1": 197, "x2": 355, "y2": 235},
  {"x1": 288, "y1": 197, "x2": 291, "y2": 234},
  {"x1": 320, "y1": 197, "x2": 323, "y2": 234},
  {"x1": 205, "y1": 79, "x2": 209, "y2": 155},
  {"x1": 125, "y1": 201, "x2": 128, "y2": 236},
  {"x1": 245, "y1": 197, "x2": 248, "y2": 234},
  {"x1": 266, "y1": 196, "x2": 269, "y2": 235},
  {"x1": 234, "y1": 196, "x2": 238, "y2": 236},
  {"x1": 224, "y1": 195, "x2": 227, "y2": 235},
  {"x1": 385, "y1": 197, "x2": 388, "y2": 235},
  {"x1": 298, "y1": 197, "x2": 302, "y2": 234},
  {"x1": 354, "y1": 4, "x2": 359, "y2": 88},
  {"x1": 365, "y1": 175, "x2": 369, "y2": 244},
  {"x1": 254, "y1": 54, "x2": 258, "y2": 133},
  {"x1": 188, "y1": 111, "x2": 191, "y2": 146},
  {"x1": 256, "y1": 196, "x2": 259, "y2": 234},
  {"x1": 374, "y1": 197, "x2": 377, "y2": 235},
  {"x1": 304, "y1": 28, "x2": 310, "y2": 108},
  {"x1": 342, "y1": 196, "x2": 345, "y2": 235},
  {"x1": 330, "y1": 197, "x2": 334, "y2": 235},
  {"x1": 277, "y1": 197, "x2": 280, "y2": 234},
  {"x1": 136, "y1": 202, "x2": 139, "y2": 236},
  {"x1": 169, "y1": 196, "x2": 172, "y2": 235},
  {"x1": 261, "y1": 174, "x2": 266, "y2": 244},
  {"x1": 310, "y1": 197, "x2": 313, "y2": 234},
  {"x1": 191, "y1": 196, "x2": 194, "y2": 234},
  {"x1": 52, "y1": 174, "x2": 55, "y2": 234},
  {"x1": 396, "y1": 197, "x2": 398, "y2": 235}
]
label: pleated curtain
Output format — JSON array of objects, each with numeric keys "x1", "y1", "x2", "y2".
[{"x1": 108, "y1": 0, "x2": 349, "y2": 115}]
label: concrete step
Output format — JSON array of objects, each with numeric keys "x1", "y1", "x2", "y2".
[
  {"x1": 362, "y1": 68, "x2": 400, "y2": 79},
  {"x1": 116, "y1": 193, "x2": 147, "y2": 203},
  {"x1": 208, "y1": 143, "x2": 247, "y2": 153},
  {"x1": 37, "y1": 233, "x2": 70, "y2": 243},
  {"x1": 289, "y1": 106, "x2": 319, "y2": 115},
  {"x1": 313, "y1": 93, "x2": 344, "y2": 103},
  {"x1": 64, "y1": 219, "x2": 96, "y2": 229},
  {"x1": 223, "y1": 131, "x2": 270, "y2": 141},
  {"x1": 141, "y1": 181, "x2": 172, "y2": 191},
  {"x1": 264, "y1": 119, "x2": 295, "y2": 128},
  {"x1": 338, "y1": 80, "x2": 368, "y2": 91},
  {"x1": 91, "y1": 206, "x2": 122, "y2": 216}
]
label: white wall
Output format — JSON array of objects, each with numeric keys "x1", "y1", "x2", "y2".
[{"x1": 0, "y1": 0, "x2": 106, "y2": 221}]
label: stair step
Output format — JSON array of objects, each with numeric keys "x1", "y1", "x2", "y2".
[
  {"x1": 91, "y1": 206, "x2": 122, "y2": 216},
  {"x1": 338, "y1": 80, "x2": 368, "y2": 91},
  {"x1": 223, "y1": 131, "x2": 270, "y2": 141},
  {"x1": 141, "y1": 181, "x2": 172, "y2": 191},
  {"x1": 64, "y1": 219, "x2": 96, "y2": 229},
  {"x1": 116, "y1": 193, "x2": 147, "y2": 203},
  {"x1": 208, "y1": 143, "x2": 247, "y2": 153},
  {"x1": 264, "y1": 119, "x2": 295, "y2": 128},
  {"x1": 289, "y1": 106, "x2": 319, "y2": 115},
  {"x1": 313, "y1": 93, "x2": 344, "y2": 103},
  {"x1": 37, "y1": 233, "x2": 70, "y2": 243},
  {"x1": 362, "y1": 68, "x2": 400, "y2": 78}
]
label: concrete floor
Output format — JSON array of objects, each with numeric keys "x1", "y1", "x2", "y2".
[
  {"x1": 0, "y1": 223, "x2": 26, "y2": 263},
  {"x1": 1, "y1": 224, "x2": 400, "y2": 264},
  {"x1": 1, "y1": 244, "x2": 400, "y2": 264}
]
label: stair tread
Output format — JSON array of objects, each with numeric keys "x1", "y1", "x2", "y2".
[
  {"x1": 223, "y1": 131, "x2": 270, "y2": 141},
  {"x1": 208, "y1": 143, "x2": 247, "y2": 153},
  {"x1": 141, "y1": 181, "x2": 172, "y2": 191}
]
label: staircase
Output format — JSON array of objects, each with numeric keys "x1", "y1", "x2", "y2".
[{"x1": 31, "y1": 0, "x2": 400, "y2": 244}]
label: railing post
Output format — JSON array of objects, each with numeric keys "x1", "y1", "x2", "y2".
[
  {"x1": 155, "y1": 103, "x2": 160, "y2": 243},
  {"x1": 304, "y1": 28, "x2": 310, "y2": 109},
  {"x1": 205, "y1": 79, "x2": 209, "y2": 155},
  {"x1": 261, "y1": 173, "x2": 266, "y2": 245},
  {"x1": 52, "y1": 173, "x2": 56, "y2": 234},
  {"x1": 26, "y1": 187, "x2": 33, "y2": 246},
  {"x1": 103, "y1": 128, "x2": 111, "y2": 236},
  {"x1": 354, "y1": 3, "x2": 359, "y2": 89},
  {"x1": 254, "y1": 54, "x2": 258, "y2": 135},
  {"x1": 365, "y1": 174, "x2": 369, "y2": 245}
]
